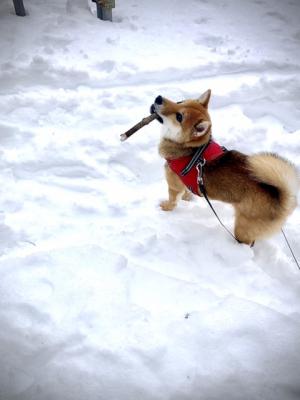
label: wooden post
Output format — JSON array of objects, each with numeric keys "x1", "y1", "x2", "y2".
[
  {"x1": 13, "y1": 0, "x2": 26, "y2": 16},
  {"x1": 94, "y1": 0, "x2": 115, "y2": 22}
]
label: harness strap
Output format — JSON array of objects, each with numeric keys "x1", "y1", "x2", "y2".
[
  {"x1": 181, "y1": 140, "x2": 211, "y2": 177},
  {"x1": 196, "y1": 161, "x2": 239, "y2": 243}
]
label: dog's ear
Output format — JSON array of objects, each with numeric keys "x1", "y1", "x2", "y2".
[
  {"x1": 197, "y1": 89, "x2": 211, "y2": 108},
  {"x1": 192, "y1": 120, "x2": 211, "y2": 138},
  {"x1": 186, "y1": 120, "x2": 211, "y2": 147}
]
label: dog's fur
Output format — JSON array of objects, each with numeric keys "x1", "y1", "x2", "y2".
[{"x1": 152, "y1": 90, "x2": 299, "y2": 245}]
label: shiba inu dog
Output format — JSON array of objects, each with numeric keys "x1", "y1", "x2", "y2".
[{"x1": 151, "y1": 90, "x2": 299, "y2": 245}]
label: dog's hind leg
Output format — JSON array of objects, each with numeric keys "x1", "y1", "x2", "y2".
[
  {"x1": 234, "y1": 203, "x2": 286, "y2": 245},
  {"x1": 234, "y1": 211, "x2": 258, "y2": 245}
]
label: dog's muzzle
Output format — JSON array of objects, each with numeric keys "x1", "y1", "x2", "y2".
[{"x1": 150, "y1": 96, "x2": 164, "y2": 124}]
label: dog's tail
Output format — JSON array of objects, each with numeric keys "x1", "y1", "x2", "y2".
[{"x1": 248, "y1": 152, "x2": 299, "y2": 216}]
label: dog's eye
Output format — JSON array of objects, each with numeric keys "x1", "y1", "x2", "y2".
[{"x1": 176, "y1": 112, "x2": 183, "y2": 123}]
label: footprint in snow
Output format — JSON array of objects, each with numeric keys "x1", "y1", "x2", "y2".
[
  {"x1": 96, "y1": 60, "x2": 116, "y2": 73},
  {"x1": 194, "y1": 17, "x2": 210, "y2": 24},
  {"x1": 212, "y1": 238, "x2": 253, "y2": 265},
  {"x1": 0, "y1": 223, "x2": 21, "y2": 255},
  {"x1": 264, "y1": 11, "x2": 289, "y2": 23}
]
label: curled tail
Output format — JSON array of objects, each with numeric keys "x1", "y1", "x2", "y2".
[{"x1": 248, "y1": 152, "x2": 299, "y2": 216}]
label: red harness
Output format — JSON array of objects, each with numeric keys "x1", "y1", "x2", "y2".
[{"x1": 167, "y1": 140, "x2": 225, "y2": 196}]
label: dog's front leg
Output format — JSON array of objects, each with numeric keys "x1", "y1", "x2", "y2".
[
  {"x1": 160, "y1": 163, "x2": 186, "y2": 211},
  {"x1": 182, "y1": 190, "x2": 193, "y2": 201}
]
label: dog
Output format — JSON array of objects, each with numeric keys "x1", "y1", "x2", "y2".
[{"x1": 150, "y1": 90, "x2": 299, "y2": 245}]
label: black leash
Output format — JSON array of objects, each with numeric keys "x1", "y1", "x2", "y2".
[
  {"x1": 281, "y1": 228, "x2": 300, "y2": 270},
  {"x1": 196, "y1": 159, "x2": 239, "y2": 243}
]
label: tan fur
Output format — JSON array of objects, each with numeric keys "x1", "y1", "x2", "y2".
[
  {"x1": 160, "y1": 162, "x2": 188, "y2": 211},
  {"x1": 153, "y1": 90, "x2": 299, "y2": 245},
  {"x1": 248, "y1": 153, "x2": 298, "y2": 213}
]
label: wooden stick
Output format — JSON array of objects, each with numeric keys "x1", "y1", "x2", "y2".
[{"x1": 120, "y1": 113, "x2": 158, "y2": 141}]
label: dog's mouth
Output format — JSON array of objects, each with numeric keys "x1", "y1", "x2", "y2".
[{"x1": 150, "y1": 103, "x2": 163, "y2": 124}]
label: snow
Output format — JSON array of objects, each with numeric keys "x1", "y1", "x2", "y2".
[{"x1": 0, "y1": 0, "x2": 300, "y2": 399}]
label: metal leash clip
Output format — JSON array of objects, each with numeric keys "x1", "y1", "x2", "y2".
[{"x1": 196, "y1": 159, "x2": 206, "y2": 185}]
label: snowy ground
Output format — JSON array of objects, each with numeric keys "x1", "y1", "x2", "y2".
[{"x1": 0, "y1": 0, "x2": 300, "y2": 399}]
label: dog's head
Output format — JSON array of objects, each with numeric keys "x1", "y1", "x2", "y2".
[{"x1": 150, "y1": 90, "x2": 212, "y2": 147}]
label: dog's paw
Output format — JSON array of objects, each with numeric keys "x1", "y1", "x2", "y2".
[
  {"x1": 182, "y1": 191, "x2": 193, "y2": 202},
  {"x1": 160, "y1": 200, "x2": 176, "y2": 211}
]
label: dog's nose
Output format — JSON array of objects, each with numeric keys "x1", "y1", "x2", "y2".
[{"x1": 155, "y1": 95, "x2": 163, "y2": 105}]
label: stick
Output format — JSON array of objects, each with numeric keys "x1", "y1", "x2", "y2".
[{"x1": 120, "y1": 113, "x2": 157, "y2": 142}]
